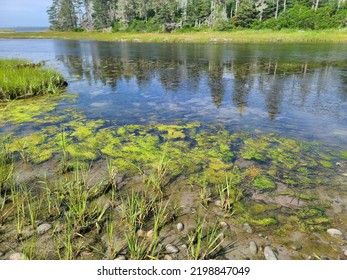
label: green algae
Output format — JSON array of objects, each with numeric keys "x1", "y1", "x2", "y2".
[
  {"x1": 250, "y1": 217, "x2": 278, "y2": 227},
  {"x1": 253, "y1": 176, "x2": 276, "y2": 191},
  {"x1": 0, "y1": 94, "x2": 77, "y2": 126},
  {"x1": 319, "y1": 160, "x2": 333, "y2": 168}
]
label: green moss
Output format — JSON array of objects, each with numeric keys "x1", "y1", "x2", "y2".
[
  {"x1": 253, "y1": 176, "x2": 276, "y2": 191},
  {"x1": 340, "y1": 151, "x2": 347, "y2": 159}
]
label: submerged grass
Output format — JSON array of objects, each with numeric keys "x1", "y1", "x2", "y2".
[{"x1": 0, "y1": 59, "x2": 66, "y2": 101}]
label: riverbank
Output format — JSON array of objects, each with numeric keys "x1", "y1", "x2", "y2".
[{"x1": 1, "y1": 29, "x2": 347, "y2": 43}]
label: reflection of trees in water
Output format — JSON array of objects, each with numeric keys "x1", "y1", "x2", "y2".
[{"x1": 55, "y1": 41, "x2": 344, "y2": 120}]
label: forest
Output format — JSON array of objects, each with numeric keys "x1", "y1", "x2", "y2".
[{"x1": 47, "y1": 0, "x2": 347, "y2": 32}]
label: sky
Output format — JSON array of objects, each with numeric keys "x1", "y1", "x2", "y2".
[{"x1": 0, "y1": 0, "x2": 52, "y2": 27}]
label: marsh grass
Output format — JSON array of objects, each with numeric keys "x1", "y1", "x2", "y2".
[
  {"x1": 0, "y1": 59, "x2": 66, "y2": 101},
  {"x1": 217, "y1": 171, "x2": 244, "y2": 212},
  {"x1": 0, "y1": 140, "x2": 14, "y2": 192},
  {"x1": 1, "y1": 29, "x2": 347, "y2": 43},
  {"x1": 187, "y1": 215, "x2": 224, "y2": 260}
]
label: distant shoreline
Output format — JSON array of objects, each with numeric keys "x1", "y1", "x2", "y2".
[
  {"x1": 0, "y1": 27, "x2": 49, "y2": 33},
  {"x1": 1, "y1": 29, "x2": 347, "y2": 43}
]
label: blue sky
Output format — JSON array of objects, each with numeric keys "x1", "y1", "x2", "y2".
[{"x1": 0, "y1": 0, "x2": 52, "y2": 27}]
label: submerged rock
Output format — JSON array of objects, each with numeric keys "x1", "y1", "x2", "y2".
[
  {"x1": 288, "y1": 241, "x2": 303, "y2": 251},
  {"x1": 166, "y1": 244, "x2": 179, "y2": 254},
  {"x1": 249, "y1": 241, "x2": 258, "y2": 255},
  {"x1": 164, "y1": 255, "x2": 173, "y2": 260},
  {"x1": 220, "y1": 221, "x2": 228, "y2": 229},
  {"x1": 264, "y1": 246, "x2": 277, "y2": 260},
  {"x1": 327, "y1": 228, "x2": 343, "y2": 239},
  {"x1": 146, "y1": 230, "x2": 154, "y2": 238},
  {"x1": 37, "y1": 223, "x2": 52, "y2": 235},
  {"x1": 242, "y1": 223, "x2": 253, "y2": 233},
  {"x1": 176, "y1": 223, "x2": 184, "y2": 231},
  {"x1": 9, "y1": 253, "x2": 25, "y2": 260}
]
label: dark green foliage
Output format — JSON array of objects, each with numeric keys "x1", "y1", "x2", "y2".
[{"x1": 47, "y1": 0, "x2": 347, "y2": 32}]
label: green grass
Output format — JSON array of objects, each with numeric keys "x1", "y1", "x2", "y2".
[
  {"x1": 1, "y1": 29, "x2": 347, "y2": 43},
  {"x1": 0, "y1": 59, "x2": 66, "y2": 101}
]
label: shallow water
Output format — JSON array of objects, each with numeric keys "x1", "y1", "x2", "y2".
[{"x1": 1, "y1": 39, "x2": 347, "y2": 149}]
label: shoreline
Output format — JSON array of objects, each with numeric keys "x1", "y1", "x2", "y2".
[{"x1": 1, "y1": 29, "x2": 347, "y2": 43}]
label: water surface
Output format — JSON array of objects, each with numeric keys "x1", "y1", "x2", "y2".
[{"x1": 1, "y1": 39, "x2": 347, "y2": 149}]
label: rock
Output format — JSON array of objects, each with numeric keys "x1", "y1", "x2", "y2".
[
  {"x1": 288, "y1": 241, "x2": 302, "y2": 251},
  {"x1": 137, "y1": 229, "x2": 146, "y2": 237},
  {"x1": 220, "y1": 221, "x2": 228, "y2": 229},
  {"x1": 327, "y1": 228, "x2": 343, "y2": 239},
  {"x1": 344, "y1": 250, "x2": 347, "y2": 257},
  {"x1": 165, "y1": 244, "x2": 179, "y2": 254},
  {"x1": 249, "y1": 241, "x2": 258, "y2": 255},
  {"x1": 176, "y1": 223, "x2": 184, "y2": 231},
  {"x1": 146, "y1": 230, "x2": 154, "y2": 238},
  {"x1": 219, "y1": 233, "x2": 225, "y2": 241},
  {"x1": 37, "y1": 223, "x2": 52, "y2": 235},
  {"x1": 264, "y1": 246, "x2": 277, "y2": 260},
  {"x1": 242, "y1": 223, "x2": 253, "y2": 234},
  {"x1": 115, "y1": 255, "x2": 126, "y2": 260},
  {"x1": 164, "y1": 255, "x2": 173, "y2": 260},
  {"x1": 9, "y1": 253, "x2": 25, "y2": 260},
  {"x1": 0, "y1": 251, "x2": 4, "y2": 257},
  {"x1": 214, "y1": 200, "x2": 222, "y2": 207}
]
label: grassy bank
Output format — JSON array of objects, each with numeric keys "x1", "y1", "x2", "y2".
[
  {"x1": 0, "y1": 59, "x2": 66, "y2": 101},
  {"x1": 1, "y1": 29, "x2": 347, "y2": 43}
]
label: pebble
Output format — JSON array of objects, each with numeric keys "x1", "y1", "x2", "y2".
[
  {"x1": 0, "y1": 251, "x2": 3, "y2": 257},
  {"x1": 220, "y1": 221, "x2": 228, "y2": 229},
  {"x1": 344, "y1": 250, "x2": 347, "y2": 257},
  {"x1": 288, "y1": 241, "x2": 302, "y2": 251},
  {"x1": 164, "y1": 255, "x2": 173, "y2": 260},
  {"x1": 146, "y1": 230, "x2": 154, "y2": 238},
  {"x1": 242, "y1": 223, "x2": 253, "y2": 233},
  {"x1": 9, "y1": 253, "x2": 25, "y2": 260},
  {"x1": 264, "y1": 246, "x2": 278, "y2": 260},
  {"x1": 115, "y1": 255, "x2": 126, "y2": 260},
  {"x1": 327, "y1": 228, "x2": 343, "y2": 239},
  {"x1": 176, "y1": 223, "x2": 184, "y2": 231},
  {"x1": 219, "y1": 233, "x2": 225, "y2": 241},
  {"x1": 249, "y1": 241, "x2": 258, "y2": 255},
  {"x1": 37, "y1": 223, "x2": 52, "y2": 235},
  {"x1": 214, "y1": 200, "x2": 222, "y2": 207},
  {"x1": 137, "y1": 229, "x2": 146, "y2": 237},
  {"x1": 165, "y1": 244, "x2": 179, "y2": 254}
]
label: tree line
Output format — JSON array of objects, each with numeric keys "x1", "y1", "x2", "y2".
[{"x1": 47, "y1": 0, "x2": 347, "y2": 32}]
